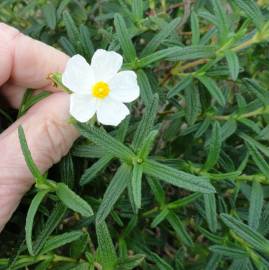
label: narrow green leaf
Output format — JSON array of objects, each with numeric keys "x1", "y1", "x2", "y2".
[
  {"x1": 225, "y1": 51, "x2": 240, "y2": 81},
  {"x1": 167, "y1": 76, "x2": 192, "y2": 98},
  {"x1": 150, "y1": 208, "x2": 169, "y2": 228},
  {"x1": 204, "y1": 122, "x2": 222, "y2": 170},
  {"x1": 212, "y1": 0, "x2": 229, "y2": 39},
  {"x1": 137, "y1": 69, "x2": 154, "y2": 107},
  {"x1": 191, "y1": 11, "x2": 200, "y2": 45},
  {"x1": 131, "y1": 0, "x2": 144, "y2": 21},
  {"x1": 56, "y1": 183, "x2": 93, "y2": 217},
  {"x1": 96, "y1": 164, "x2": 132, "y2": 224},
  {"x1": 167, "y1": 193, "x2": 202, "y2": 210},
  {"x1": 26, "y1": 191, "x2": 48, "y2": 256},
  {"x1": 132, "y1": 94, "x2": 159, "y2": 151},
  {"x1": 167, "y1": 211, "x2": 193, "y2": 246},
  {"x1": 139, "y1": 47, "x2": 182, "y2": 67},
  {"x1": 41, "y1": 231, "x2": 83, "y2": 254},
  {"x1": 116, "y1": 254, "x2": 145, "y2": 270},
  {"x1": 143, "y1": 159, "x2": 216, "y2": 193},
  {"x1": 80, "y1": 155, "x2": 113, "y2": 186},
  {"x1": 209, "y1": 245, "x2": 247, "y2": 258},
  {"x1": 147, "y1": 177, "x2": 166, "y2": 206},
  {"x1": 96, "y1": 221, "x2": 117, "y2": 269},
  {"x1": 198, "y1": 76, "x2": 226, "y2": 106},
  {"x1": 60, "y1": 153, "x2": 74, "y2": 188},
  {"x1": 114, "y1": 13, "x2": 136, "y2": 62},
  {"x1": 205, "y1": 253, "x2": 222, "y2": 270},
  {"x1": 220, "y1": 214, "x2": 269, "y2": 253},
  {"x1": 246, "y1": 141, "x2": 269, "y2": 179},
  {"x1": 42, "y1": 3, "x2": 56, "y2": 30},
  {"x1": 185, "y1": 85, "x2": 201, "y2": 125},
  {"x1": 76, "y1": 123, "x2": 136, "y2": 162},
  {"x1": 131, "y1": 163, "x2": 143, "y2": 211},
  {"x1": 204, "y1": 194, "x2": 218, "y2": 232},
  {"x1": 79, "y1": 25, "x2": 94, "y2": 60},
  {"x1": 18, "y1": 126, "x2": 44, "y2": 182},
  {"x1": 63, "y1": 10, "x2": 80, "y2": 47},
  {"x1": 138, "y1": 130, "x2": 158, "y2": 159},
  {"x1": 248, "y1": 182, "x2": 263, "y2": 230},
  {"x1": 240, "y1": 133, "x2": 269, "y2": 158},
  {"x1": 33, "y1": 203, "x2": 67, "y2": 255},
  {"x1": 141, "y1": 17, "x2": 181, "y2": 56},
  {"x1": 233, "y1": 0, "x2": 264, "y2": 29}
]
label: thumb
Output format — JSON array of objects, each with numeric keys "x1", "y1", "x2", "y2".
[{"x1": 0, "y1": 92, "x2": 79, "y2": 231}]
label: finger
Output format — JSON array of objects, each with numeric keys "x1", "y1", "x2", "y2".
[
  {"x1": 0, "y1": 23, "x2": 68, "y2": 103},
  {"x1": 0, "y1": 92, "x2": 79, "y2": 232}
]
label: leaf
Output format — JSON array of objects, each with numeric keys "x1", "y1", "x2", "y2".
[
  {"x1": 205, "y1": 254, "x2": 222, "y2": 270},
  {"x1": 212, "y1": 0, "x2": 229, "y2": 39},
  {"x1": 137, "y1": 69, "x2": 154, "y2": 107},
  {"x1": 79, "y1": 25, "x2": 94, "y2": 60},
  {"x1": 240, "y1": 133, "x2": 269, "y2": 158},
  {"x1": 197, "y1": 76, "x2": 226, "y2": 106},
  {"x1": 209, "y1": 245, "x2": 247, "y2": 258},
  {"x1": 18, "y1": 126, "x2": 44, "y2": 183},
  {"x1": 191, "y1": 11, "x2": 200, "y2": 45},
  {"x1": 56, "y1": 183, "x2": 93, "y2": 217},
  {"x1": 80, "y1": 155, "x2": 113, "y2": 186},
  {"x1": 76, "y1": 123, "x2": 136, "y2": 162},
  {"x1": 33, "y1": 203, "x2": 67, "y2": 255},
  {"x1": 220, "y1": 214, "x2": 269, "y2": 253},
  {"x1": 248, "y1": 182, "x2": 264, "y2": 230},
  {"x1": 116, "y1": 254, "x2": 145, "y2": 270},
  {"x1": 245, "y1": 141, "x2": 269, "y2": 179},
  {"x1": 166, "y1": 211, "x2": 193, "y2": 247},
  {"x1": 141, "y1": 17, "x2": 181, "y2": 56},
  {"x1": 167, "y1": 45, "x2": 216, "y2": 61},
  {"x1": 132, "y1": 94, "x2": 159, "y2": 151},
  {"x1": 60, "y1": 153, "x2": 74, "y2": 188},
  {"x1": 225, "y1": 51, "x2": 240, "y2": 81},
  {"x1": 147, "y1": 177, "x2": 166, "y2": 206},
  {"x1": 150, "y1": 208, "x2": 169, "y2": 228},
  {"x1": 204, "y1": 122, "x2": 222, "y2": 170},
  {"x1": 138, "y1": 130, "x2": 158, "y2": 159},
  {"x1": 143, "y1": 159, "x2": 216, "y2": 193},
  {"x1": 167, "y1": 76, "x2": 193, "y2": 98},
  {"x1": 131, "y1": 0, "x2": 144, "y2": 22},
  {"x1": 138, "y1": 47, "x2": 182, "y2": 67},
  {"x1": 204, "y1": 194, "x2": 218, "y2": 232},
  {"x1": 96, "y1": 221, "x2": 117, "y2": 269},
  {"x1": 63, "y1": 10, "x2": 80, "y2": 48},
  {"x1": 114, "y1": 13, "x2": 136, "y2": 62},
  {"x1": 131, "y1": 163, "x2": 143, "y2": 212},
  {"x1": 42, "y1": 3, "x2": 56, "y2": 30},
  {"x1": 233, "y1": 0, "x2": 264, "y2": 29},
  {"x1": 184, "y1": 85, "x2": 201, "y2": 125},
  {"x1": 167, "y1": 193, "x2": 202, "y2": 210},
  {"x1": 25, "y1": 190, "x2": 48, "y2": 256},
  {"x1": 96, "y1": 164, "x2": 132, "y2": 224},
  {"x1": 41, "y1": 231, "x2": 83, "y2": 254}
]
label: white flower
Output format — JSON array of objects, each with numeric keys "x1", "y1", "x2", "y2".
[{"x1": 62, "y1": 49, "x2": 140, "y2": 126}]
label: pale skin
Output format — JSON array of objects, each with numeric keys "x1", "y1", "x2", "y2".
[{"x1": 0, "y1": 23, "x2": 79, "y2": 232}]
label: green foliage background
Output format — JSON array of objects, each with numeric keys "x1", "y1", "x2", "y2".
[{"x1": 1, "y1": 0, "x2": 269, "y2": 269}]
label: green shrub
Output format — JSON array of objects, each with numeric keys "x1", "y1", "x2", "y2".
[{"x1": 1, "y1": 0, "x2": 269, "y2": 269}]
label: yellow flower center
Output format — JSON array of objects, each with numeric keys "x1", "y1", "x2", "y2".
[{"x1": 92, "y1": 81, "x2": 110, "y2": 99}]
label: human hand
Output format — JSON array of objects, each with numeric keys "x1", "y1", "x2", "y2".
[{"x1": 0, "y1": 23, "x2": 79, "y2": 232}]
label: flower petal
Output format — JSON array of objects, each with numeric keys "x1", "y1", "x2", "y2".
[
  {"x1": 108, "y1": 71, "x2": 140, "y2": 103},
  {"x1": 96, "y1": 97, "x2": 129, "y2": 126},
  {"x1": 62, "y1": 54, "x2": 95, "y2": 94},
  {"x1": 91, "y1": 49, "x2": 123, "y2": 82},
  {"x1": 70, "y1": 94, "x2": 97, "y2": 122}
]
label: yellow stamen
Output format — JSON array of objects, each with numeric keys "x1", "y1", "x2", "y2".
[{"x1": 92, "y1": 81, "x2": 110, "y2": 99}]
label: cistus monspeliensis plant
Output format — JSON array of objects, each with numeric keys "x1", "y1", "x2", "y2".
[{"x1": 1, "y1": 0, "x2": 269, "y2": 269}]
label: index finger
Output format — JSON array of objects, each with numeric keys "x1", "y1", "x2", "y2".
[{"x1": 0, "y1": 23, "x2": 68, "y2": 90}]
